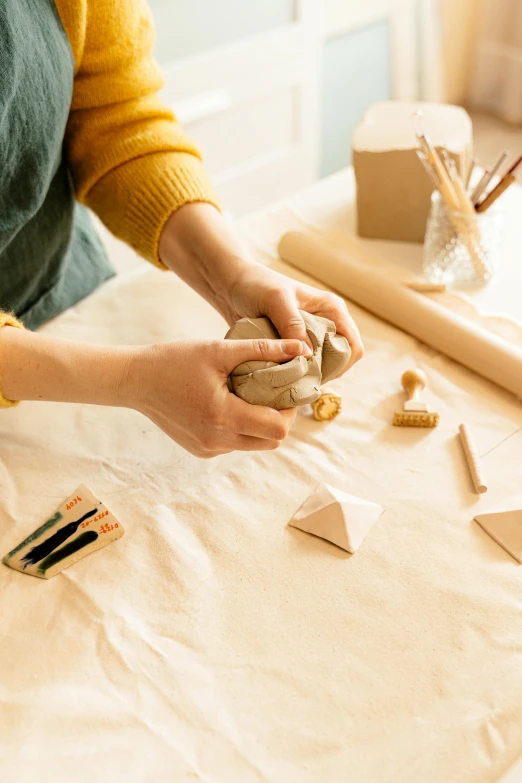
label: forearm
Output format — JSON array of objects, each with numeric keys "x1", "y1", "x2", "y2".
[
  {"x1": 158, "y1": 203, "x2": 255, "y2": 316},
  {"x1": 0, "y1": 326, "x2": 134, "y2": 407}
]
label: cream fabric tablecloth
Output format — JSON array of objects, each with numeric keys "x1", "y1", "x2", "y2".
[{"x1": 1, "y1": 171, "x2": 522, "y2": 783}]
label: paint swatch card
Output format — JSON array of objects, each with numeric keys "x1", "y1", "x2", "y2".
[{"x1": 2, "y1": 484, "x2": 124, "y2": 579}]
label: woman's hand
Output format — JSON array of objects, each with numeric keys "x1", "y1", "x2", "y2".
[
  {"x1": 125, "y1": 337, "x2": 307, "y2": 457},
  {"x1": 226, "y1": 265, "x2": 364, "y2": 373},
  {"x1": 159, "y1": 204, "x2": 364, "y2": 375},
  {"x1": 0, "y1": 325, "x2": 306, "y2": 458}
]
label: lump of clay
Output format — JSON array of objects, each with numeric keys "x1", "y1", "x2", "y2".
[{"x1": 225, "y1": 310, "x2": 350, "y2": 410}]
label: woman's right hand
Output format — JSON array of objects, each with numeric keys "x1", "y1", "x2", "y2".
[{"x1": 124, "y1": 338, "x2": 309, "y2": 458}]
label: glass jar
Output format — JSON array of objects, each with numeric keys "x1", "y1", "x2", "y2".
[{"x1": 423, "y1": 192, "x2": 504, "y2": 289}]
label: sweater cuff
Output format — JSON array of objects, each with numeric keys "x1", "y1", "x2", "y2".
[
  {"x1": 0, "y1": 313, "x2": 25, "y2": 409},
  {"x1": 85, "y1": 152, "x2": 221, "y2": 268}
]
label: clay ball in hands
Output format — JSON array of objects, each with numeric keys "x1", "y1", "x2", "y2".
[{"x1": 225, "y1": 310, "x2": 350, "y2": 410}]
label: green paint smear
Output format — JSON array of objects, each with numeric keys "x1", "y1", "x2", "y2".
[
  {"x1": 38, "y1": 530, "x2": 98, "y2": 574},
  {"x1": 4, "y1": 511, "x2": 63, "y2": 562}
]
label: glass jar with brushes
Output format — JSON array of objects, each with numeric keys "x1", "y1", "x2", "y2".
[
  {"x1": 414, "y1": 109, "x2": 520, "y2": 288},
  {"x1": 423, "y1": 191, "x2": 504, "y2": 289}
]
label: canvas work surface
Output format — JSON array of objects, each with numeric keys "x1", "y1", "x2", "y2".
[{"x1": 1, "y1": 188, "x2": 522, "y2": 782}]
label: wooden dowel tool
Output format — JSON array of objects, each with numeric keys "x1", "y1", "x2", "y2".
[{"x1": 459, "y1": 423, "x2": 487, "y2": 494}]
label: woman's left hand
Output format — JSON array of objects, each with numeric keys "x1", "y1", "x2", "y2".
[{"x1": 225, "y1": 263, "x2": 364, "y2": 374}]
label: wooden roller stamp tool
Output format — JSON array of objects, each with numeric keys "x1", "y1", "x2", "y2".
[{"x1": 393, "y1": 369, "x2": 439, "y2": 428}]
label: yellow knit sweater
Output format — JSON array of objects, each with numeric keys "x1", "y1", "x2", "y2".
[
  {"x1": 57, "y1": 0, "x2": 219, "y2": 266},
  {"x1": 0, "y1": 0, "x2": 219, "y2": 407}
]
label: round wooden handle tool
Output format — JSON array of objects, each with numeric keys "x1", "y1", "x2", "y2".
[{"x1": 401, "y1": 369, "x2": 427, "y2": 403}]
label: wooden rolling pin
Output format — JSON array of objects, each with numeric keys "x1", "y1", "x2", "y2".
[{"x1": 277, "y1": 231, "x2": 522, "y2": 398}]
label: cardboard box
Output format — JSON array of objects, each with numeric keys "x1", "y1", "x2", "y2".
[{"x1": 353, "y1": 102, "x2": 473, "y2": 243}]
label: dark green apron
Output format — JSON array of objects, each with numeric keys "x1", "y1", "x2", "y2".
[{"x1": 0, "y1": 0, "x2": 115, "y2": 330}]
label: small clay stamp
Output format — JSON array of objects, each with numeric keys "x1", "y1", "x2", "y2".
[{"x1": 312, "y1": 390, "x2": 342, "y2": 421}]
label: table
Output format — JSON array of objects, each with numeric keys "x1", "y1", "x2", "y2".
[{"x1": 1, "y1": 169, "x2": 521, "y2": 783}]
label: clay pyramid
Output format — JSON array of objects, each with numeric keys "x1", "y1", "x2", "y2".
[
  {"x1": 475, "y1": 500, "x2": 522, "y2": 564},
  {"x1": 289, "y1": 483, "x2": 383, "y2": 553}
]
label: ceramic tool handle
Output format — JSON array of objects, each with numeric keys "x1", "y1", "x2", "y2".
[
  {"x1": 401, "y1": 369, "x2": 427, "y2": 404},
  {"x1": 277, "y1": 231, "x2": 522, "y2": 397}
]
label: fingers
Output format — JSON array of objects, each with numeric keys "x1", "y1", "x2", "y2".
[
  {"x1": 315, "y1": 293, "x2": 364, "y2": 371},
  {"x1": 268, "y1": 292, "x2": 313, "y2": 353},
  {"x1": 196, "y1": 435, "x2": 283, "y2": 458},
  {"x1": 224, "y1": 394, "x2": 297, "y2": 439},
  {"x1": 232, "y1": 435, "x2": 284, "y2": 451},
  {"x1": 192, "y1": 403, "x2": 296, "y2": 458},
  {"x1": 266, "y1": 285, "x2": 362, "y2": 371},
  {"x1": 337, "y1": 320, "x2": 364, "y2": 371},
  {"x1": 220, "y1": 337, "x2": 309, "y2": 373}
]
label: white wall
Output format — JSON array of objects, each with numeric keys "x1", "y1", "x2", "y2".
[
  {"x1": 147, "y1": 0, "x2": 439, "y2": 213},
  {"x1": 440, "y1": 0, "x2": 478, "y2": 105}
]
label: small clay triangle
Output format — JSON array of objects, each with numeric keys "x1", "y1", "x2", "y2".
[{"x1": 475, "y1": 508, "x2": 522, "y2": 563}]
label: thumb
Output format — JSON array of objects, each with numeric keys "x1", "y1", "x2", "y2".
[
  {"x1": 221, "y1": 338, "x2": 307, "y2": 373},
  {"x1": 269, "y1": 296, "x2": 312, "y2": 352}
]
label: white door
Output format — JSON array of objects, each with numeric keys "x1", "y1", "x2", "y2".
[{"x1": 149, "y1": 0, "x2": 322, "y2": 216}]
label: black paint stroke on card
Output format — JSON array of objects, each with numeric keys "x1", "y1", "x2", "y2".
[
  {"x1": 6, "y1": 511, "x2": 63, "y2": 560},
  {"x1": 37, "y1": 530, "x2": 99, "y2": 574},
  {"x1": 21, "y1": 509, "x2": 98, "y2": 568}
]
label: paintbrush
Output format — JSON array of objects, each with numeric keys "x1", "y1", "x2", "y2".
[
  {"x1": 465, "y1": 158, "x2": 477, "y2": 191},
  {"x1": 413, "y1": 111, "x2": 489, "y2": 280},
  {"x1": 475, "y1": 174, "x2": 516, "y2": 213},
  {"x1": 476, "y1": 153, "x2": 522, "y2": 213},
  {"x1": 470, "y1": 169, "x2": 489, "y2": 203},
  {"x1": 413, "y1": 111, "x2": 458, "y2": 206},
  {"x1": 416, "y1": 132, "x2": 488, "y2": 280},
  {"x1": 471, "y1": 150, "x2": 510, "y2": 205},
  {"x1": 416, "y1": 149, "x2": 441, "y2": 189},
  {"x1": 441, "y1": 150, "x2": 470, "y2": 210}
]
